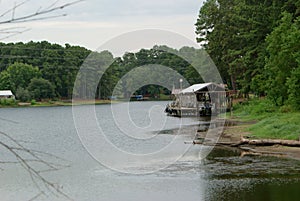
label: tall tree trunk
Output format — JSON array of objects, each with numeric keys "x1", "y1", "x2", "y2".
[{"x1": 231, "y1": 74, "x2": 237, "y2": 93}]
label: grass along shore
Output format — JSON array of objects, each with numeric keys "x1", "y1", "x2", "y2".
[
  {"x1": 212, "y1": 98, "x2": 300, "y2": 160},
  {"x1": 231, "y1": 99, "x2": 300, "y2": 141}
]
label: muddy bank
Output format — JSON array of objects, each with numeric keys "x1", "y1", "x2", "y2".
[{"x1": 195, "y1": 119, "x2": 300, "y2": 161}]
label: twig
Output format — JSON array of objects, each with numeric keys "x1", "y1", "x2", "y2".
[
  {"x1": 45, "y1": 0, "x2": 61, "y2": 10},
  {"x1": 0, "y1": 0, "x2": 85, "y2": 39},
  {"x1": 0, "y1": 0, "x2": 31, "y2": 18},
  {"x1": 0, "y1": 28, "x2": 30, "y2": 40},
  {"x1": 28, "y1": 192, "x2": 44, "y2": 201},
  {"x1": 8, "y1": 14, "x2": 67, "y2": 23},
  {"x1": 0, "y1": 0, "x2": 85, "y2": 24},
  {"x1": 12, "y1": 2, "x2": 16, "y2": 21},
  {"x1": 0, "y1": 160, "x2": 19, "y2": 164}
]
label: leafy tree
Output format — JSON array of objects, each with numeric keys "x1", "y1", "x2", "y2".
[
  {"x1": 196, "y1": 0, "x2": 237, "y2": 88},
  {"x1": 0, "y1": 41, "x2": 91, "y2": 99},
  {"x1": 287, "y1": 67, "x2": 300, "y2": 110},
  {"x1": 63, "y1": 44, "x2": 91, "y2": 98},
  {"x1": 0, "y1": 71, "x2": 10, "y2": 89},
  {"x1": 27, "y1": 78, "x2": 55, "y2": 100},
  {"x1": 283, "y1": 0, "x2": 300, "y2": 18},
  {"x1": 195, "y1": 0, "x2": 285, "y2": 95},
  {"x1": 0, "y1": 62, "x2": 41, "y2": 93},
  {"x1": 265, "y1": 12, "x2": 300, "y2": 106},
  {"x1": 16, "y1": 87, "x2": 31, "y2": 102}
]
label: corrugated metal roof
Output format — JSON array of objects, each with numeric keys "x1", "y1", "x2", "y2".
[
  {"x1": 180, "y1": 83, "x2": 224, "y2": 94},
  {"x1": 0, "y1": 90, "x2": 14, "y2": 96}
]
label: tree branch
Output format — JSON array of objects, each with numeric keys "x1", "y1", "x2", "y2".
[
  {"x1": 0, "y1": 130, "x2": 71, "y2": 200},
  {"x1": 0, "y1": 0, "x2": 84, "y2": 24},
  {"x1": 0, "y1": 0, "x2": 85, "y2": 39},
  {"x1": 0, "y1": 0, "x2": 30, "y2": 19},
  {"x1": 0, "y1": 27, "x2": 30, "y2": 40}
]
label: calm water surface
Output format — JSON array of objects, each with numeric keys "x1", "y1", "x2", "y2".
[{"x1": 0, "y1": 101, "x2": 299, "y2": 201}]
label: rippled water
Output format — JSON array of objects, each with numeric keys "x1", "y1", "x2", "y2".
[{"x1": 0, "y1": 101, "x2": 299, "y2": 201}]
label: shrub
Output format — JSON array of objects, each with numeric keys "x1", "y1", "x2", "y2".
[
  {"x1": 279, "y1": 105, "x2": 293, "y2": 113},
  {"x1": 31, "y1": 99, "x2": 36, "y2": 105},
  {"x1": 0, "y1": 98, "x2": 17, "y2": 106},
  {"x1": 27, "y1": 78, "x2": 55, "y2": 100},
  {"x1": 16, "y1": 87, "x2": 31, "y2": 102},
  {"x1": 233, "y1": 98, "x2": 277, "y2": 120}
]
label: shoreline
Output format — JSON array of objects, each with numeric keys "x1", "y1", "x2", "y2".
[
  {"x1": 0, "y1": 100, "x2": 122, "y2": 108},
  {"x1": 0, "y1": 99, "x2": 172, "y2": 108},
  {"x1": 218, "y1": 119, "x2": 300, "y2": 161}
]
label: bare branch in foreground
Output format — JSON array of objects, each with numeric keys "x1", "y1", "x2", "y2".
[
  {"x1": 0, "y1": 0, "x2": 30, "y2": 19},
  {"x1": 0, "y1": 0, "x2": 85, "y2": 39},
  {"x1": 0, "y1": 0, "x2": 84, "y2": 24},
  {"x1": 0, "y1": 130, "x2": 72, "y2": 200},
  {"x1": 0, "y1": 27, "x2": 30, "y2": 40}
]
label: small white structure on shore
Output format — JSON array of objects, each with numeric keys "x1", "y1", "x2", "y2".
[{"x1": 0, "y1": 90, "x2": 15, "y2": 99}]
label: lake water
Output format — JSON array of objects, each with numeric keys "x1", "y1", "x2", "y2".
[{"x1": 0, "y1": 101, "x2": 300, "y2": 201}]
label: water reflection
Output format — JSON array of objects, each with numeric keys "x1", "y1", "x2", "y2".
[
  {"x1": 204, "y1": 147, "x2": 300, "y2": 179},
  {"x1": 204, "y1": 147, "x2": 300, "y2": 201}
]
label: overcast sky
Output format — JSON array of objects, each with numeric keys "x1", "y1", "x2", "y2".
[{"x1": 0, "y1": 0, "x2": 204, "y2": 50}]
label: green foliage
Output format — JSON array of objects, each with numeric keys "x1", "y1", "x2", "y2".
[
  {"x1": 0, "y1": 62, "x2": 41, "y2": 93},
  {"x1": 31, "y1": 99, "x2": 36, "y2": 105},
  {"x1": 287, "y1": 67, "x2": 300, "y2": 110},
  {"x1": 233, "y1": 99, "x2": 300, "y2": 140},
  {"x1": 0, "y1": 71, "x2": 10, "y2": 89},
  {"x1": 279, "y1": 105, "x2": 294, "y2": 113},
  {"x1": 196, "y1": 0, "x2": 300, "y2": 110},
  {"x1": 16, "y1": 87, "x2": 31, "y2": 102},
  {"x1": 0, "y1": 41, "x2": 91, "y2": 99},
  {"x1": 248, "y1": 113, "x2": 300, "y2": 140},
  {"x1": 0, "y1": 41, "x2": 211, "y2": 100},
  {"x1": 0, "y1": 98, "x2": 17, "y2": 106},
  {"x1": 27, "y1": 78, "x2": 55, "y2": 100},
  {"x1": 233, "y1": 98, "x2": 277, "y2": 120},
  {"x1": 265, "y1": 12, "x2": 300, "y2": 106}
]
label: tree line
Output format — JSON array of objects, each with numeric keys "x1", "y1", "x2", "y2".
[
  {"x1": 0, "y1": 41, "x2": 207, "y2": 101},
  {"x1": 196, "y1": 0, "x2": 300, "y2": 110},
  {"x1": 0, "y1": 41, "x2": 91, "y2": 101}
]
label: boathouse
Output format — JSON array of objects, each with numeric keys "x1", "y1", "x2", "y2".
[{"x1": 165, "y1": 83, "x2": 227, "y2": 117}]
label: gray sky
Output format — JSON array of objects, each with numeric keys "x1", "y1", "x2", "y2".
[{"x1": 0, "y1": 0, "x2": 204, "y2": 50}]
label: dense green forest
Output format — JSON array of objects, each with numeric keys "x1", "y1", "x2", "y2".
[
  {"x1": 0, "y1": 42, "x2": 91, "y2": 100},
  {"x1": 0, "y1": 42, "x2": 205, "y2": 101},
  {"x1": 196, "y1": 0, "x2": 300, "y2": 110}
]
